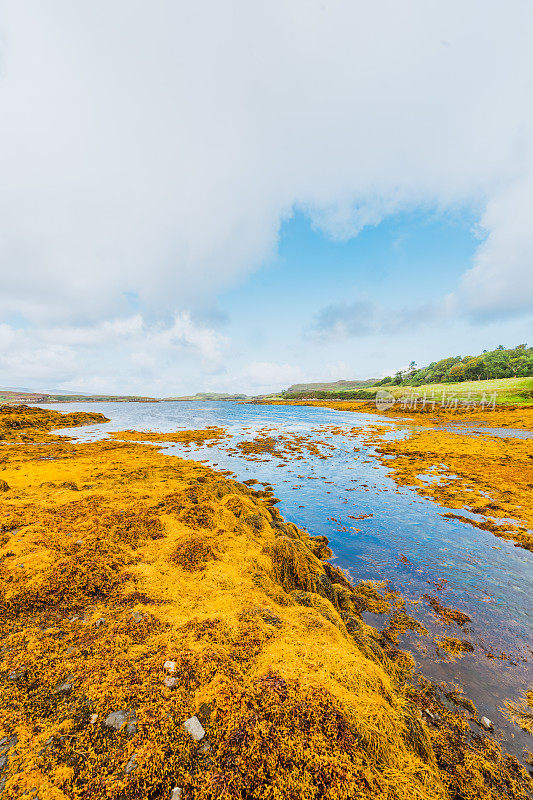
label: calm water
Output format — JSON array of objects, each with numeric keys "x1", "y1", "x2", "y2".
[{"x1": 43, "y1": 400, "x2": 533, "y2": 760}]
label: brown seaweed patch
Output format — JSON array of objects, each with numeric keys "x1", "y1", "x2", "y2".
[
  {"x1": 506, "y1": 690, "x2": 533, "y2": 735},
  {"x1": 383, "y1": 611, "x2": 429, "y2": 644},
  {"x1": 423, "y1": 595, "x2": 471, "y2": 626},
  {"x1": 435, "y1": 637, "x2": 475, "y2": 657}
]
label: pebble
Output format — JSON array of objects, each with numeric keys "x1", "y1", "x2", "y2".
[
  {"x1": 53, "y1": 677, "x2": 74, "y2": 694},
  {"x1": 480, "y1": 716, "x2": 493, "y2": 730},
  {"x1": 132, "y1": 611, "x2": 143, "y2": 623},
  {"x1": 170, "y1": 788, "x2": 182, "y2": 800},
  {"x1": 95, "y1": 618, "x2": 106, "y2": 628},
  {"x1": 163, "y1": 660, "x2": 176, "y2": 673},
  {"x1": 183, "y1": 715, "x2": 205, "y2": 741},
  {"x1": 164, "y1": 676, "x2": 179, "y2": 689},
  {"x1": 89, "y1": 714, "x2": 98, "y2": 725}
]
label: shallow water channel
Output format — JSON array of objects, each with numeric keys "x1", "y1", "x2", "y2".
[{"x1": 44, "y1": 400, "x2": 533, "y2": 763}]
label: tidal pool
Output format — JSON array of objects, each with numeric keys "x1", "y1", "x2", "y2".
[{"x1": 44, "y1": 400, "x2": 533, "y2": 762}]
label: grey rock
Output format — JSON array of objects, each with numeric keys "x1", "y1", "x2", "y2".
[
  {"x1": 131, "y1": 611, "x2": 143, "y2": 623},
  {"x1": 480, "y1": 716, "x2": 493, "y2": 730},
  {"x1": 125, "y1": 753, "x2": 138, "y2": 774},
  {"x1": 54, "y1": 677, "x2": 74, "y2": 694},
  {"x1": 104, "y1": 709, "x2": 138, "y2": 736},
  {"x1": 170, "y1": 788, "x2": 183, "y2": 800},
  {"x1": 183, "y1": 715, "x2": 205, "y2": 741},
  {"x1": 95, "y1": 618, "x2": 106, "y2": 628},
  {"x1": 164, "y1": 676, "x2": 179, "y2": 689},
  {"x1": 0, "y1": 755, "x2": 6, "y2": 770}
]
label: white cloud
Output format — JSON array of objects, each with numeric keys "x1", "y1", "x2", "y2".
[
  {"x1": 0, "y1": 1, "x2": 532, "y2": 391},
  {"x1": 0, "y1": 313, "x2": 229, "y2": 393},
  {"x1": 244, "y1": 361, "x2": 304, "y2": 389},
  {"x1": 1, "y1": 1, "x2": 533, "y2": 320}
]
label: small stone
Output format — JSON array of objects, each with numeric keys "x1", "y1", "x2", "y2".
[
  {"x1": 164, "y1": 676, "x2": 179, "y2": 689},
  {"x1": 183, "y1": 715, "x2": 205, "y2": 741},
  {"x1": 95, "y1": 618, "x2": 106, "y2": 628},
  {"x1": 89, "y1": 714, "x2": 98, "y2": 725},
  {"x1": 132, "y1": 611, "x2": 143, "y2": 623},
  {"x1": 170, "y1": 788, "x2": 182, "y2": 800},
  {"x1": 480, "y1": 716, "x2": 493, "y2": 730},
  {"x1": 163, "y1": 660, "x2": 176, "y2": 673},
  {"x1": 198, "y1": 739, "x2": 212, "y2": 754},
  {"x1": 53, "y1": 677, "x2": 74, "y2": 694},
  {"x1": 125, "y1": 753, "x2": 138, "y2": 774},
  {"x1": 104, "y1": 709, "x2": 138, "y2": 736}
]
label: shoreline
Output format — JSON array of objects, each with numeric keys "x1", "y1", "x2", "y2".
[{"x1": 0, "y1": 405, "x2": 532, "y2": 799}]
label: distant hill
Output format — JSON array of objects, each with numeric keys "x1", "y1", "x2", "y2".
[
  {"x1": 286, "y1": 378, "x2": 377, "y2": 394},
  {"x1": 0, "y1": 389, "x2": 159, "y2": 404},
  {"x1": 165, "y1": 392, "x2": 248, "y2": 401}
]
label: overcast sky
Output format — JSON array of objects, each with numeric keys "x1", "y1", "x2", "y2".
[{"x1": 1, "y1": 0, "x2": 532, "y2": 395}]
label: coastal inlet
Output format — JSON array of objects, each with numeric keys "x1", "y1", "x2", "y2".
[{"x1": 44, "y1": 398, "x2": 533, "y2": 763}]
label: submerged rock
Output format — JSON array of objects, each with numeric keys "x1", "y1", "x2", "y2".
[{"x1": 480, "y1": 716, "x2": 493, "y2": 730}]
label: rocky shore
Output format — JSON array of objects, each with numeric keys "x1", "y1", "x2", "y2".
[{"x1": 0, "y1": 405, "x2": 532, "y2": 799}]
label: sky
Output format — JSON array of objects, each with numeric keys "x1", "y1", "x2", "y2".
[{"x1": 0, "y1": 0, "x2": 532, "y2": 396}]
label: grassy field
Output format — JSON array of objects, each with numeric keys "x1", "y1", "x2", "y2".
[
  {"x1": 277, "y1": 376, "x2": 533, "y2": 405},
  {"x1": 378, "y1": 376, "x2": 533, "y2": 405}
]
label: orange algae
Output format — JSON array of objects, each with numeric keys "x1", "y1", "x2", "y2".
[
  {"x1": 0, "y1": 404, "x2": 108, "y2": 443},
  {"x1": 257, "y1": 399, "x2": 533, "y2": 431},
  {"x1": 362, "y1": 427, "x2": 533, "y2": 551},
  {"x1": 506, "y1": 691, "x2": 533, "y2": 736},
  {"x1": 0, "y1": 406, "x2": 532, "y2": 799},
  {"x1": 108, "y1": 427, "x2": 226, "y2": 446}
]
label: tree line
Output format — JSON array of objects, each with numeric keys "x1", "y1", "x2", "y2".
[{"x1": 376, "y1": 344, "x2": 533, "y2": 386}]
